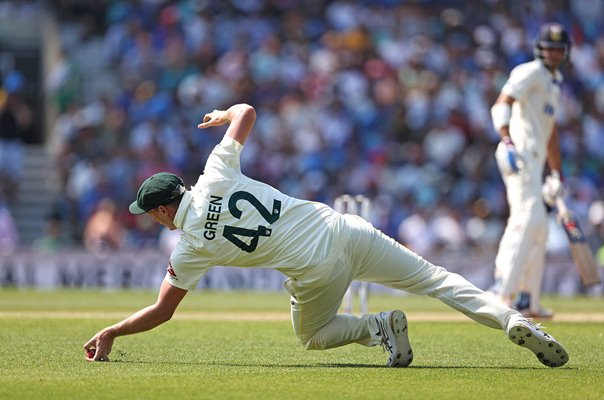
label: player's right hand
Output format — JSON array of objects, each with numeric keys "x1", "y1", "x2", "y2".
[
  {"x1": 506, "y1": 143, "x2": 521, "y2": 173},
  {"x1": 495, "y1": 139, "x2": 523, "y2": 175},
  {"x1": 198, "y1": 110, "x2": 229, "y2": 129},
  {"x1": 83, "y1": 328, "x2": 114, "y2": 362}
]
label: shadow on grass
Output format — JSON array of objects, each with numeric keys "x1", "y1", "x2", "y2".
[{"x1": 108, "y1": 359, "x2": 576, "y2": 370}]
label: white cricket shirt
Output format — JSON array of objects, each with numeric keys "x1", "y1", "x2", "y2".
[
  {"x1": 167, "y1": 136, "x2": 339, "y2": 290},
  {"x1": 501, "y1": 59, "x2": 562, "y2": 164}
]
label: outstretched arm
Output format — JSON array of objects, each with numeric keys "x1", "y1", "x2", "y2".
[
  {"x1": 83, "y1": 277, "x2": 188, "y2": 361},
  {"x1": 197, "y1": 103, "x2": 257, "y2": 146}
]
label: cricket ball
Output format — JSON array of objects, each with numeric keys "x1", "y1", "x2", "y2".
[{"x1": 86, "y1": 348, "x2": 96, "y2": 359}]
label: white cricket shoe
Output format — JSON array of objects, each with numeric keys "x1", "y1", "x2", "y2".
[
  {"x1": 507, "y1": 318, "x2": 568, "y2": 367},
  {"x1": 376, "y1": 310, "x2": 413, "y2": 367}
]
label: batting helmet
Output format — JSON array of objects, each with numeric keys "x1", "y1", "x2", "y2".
[{"x1": 533, "y1": 23, "x2": 572, "y2": 61}]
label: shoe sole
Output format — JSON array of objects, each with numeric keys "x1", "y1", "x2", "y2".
[
  {"x1": 508, "y1": 324, "x2": 568, "y2": 367},
  {"x1": 388, "y1": 310, "x2": 413, "y2": 367}
]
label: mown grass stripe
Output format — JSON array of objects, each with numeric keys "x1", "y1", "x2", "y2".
[{"x1": 1, "y1": 311, "x2": 603, "y2": 322}]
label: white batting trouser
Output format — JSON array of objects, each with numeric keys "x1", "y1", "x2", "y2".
[
  {"x1": 494, "y1": 143, "x2": 548, "y2": 307},
  {"x1": 284, "y1": 214, "x2": 519, "y2": 350}
]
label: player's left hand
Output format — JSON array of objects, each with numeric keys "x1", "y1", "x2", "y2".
[
  {"x1": 542, "y1": 170, "x2": 565, "y2": 206},
  {"x1": 83, "y1": 328, "x2": 114, "y2": 362},
  {"x1": 198, "y1": 110, "x2": 229, "y2": 129}
]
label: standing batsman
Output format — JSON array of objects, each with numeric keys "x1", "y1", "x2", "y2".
[
  {"x1": 84, "y1": 103, "x2": 568, "y2": 368},
  {"x1": 490, "y1": 23, "x2": 571, "y2": 318}
]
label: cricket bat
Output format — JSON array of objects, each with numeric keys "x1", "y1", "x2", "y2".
[{"x1": 555, "y1": 197, "x2": 601, "y2": 287}]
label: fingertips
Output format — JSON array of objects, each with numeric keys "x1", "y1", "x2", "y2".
[
  {"x1": 85, "y1": 347, "x2": 96, "y2": 361},
  {"x1": 84, "y1": 346, "x2": 108, "y2": 362}
]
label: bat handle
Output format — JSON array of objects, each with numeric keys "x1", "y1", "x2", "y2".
[{"x1": 555, "y1": 196, "x2": 568, "y2": 215}]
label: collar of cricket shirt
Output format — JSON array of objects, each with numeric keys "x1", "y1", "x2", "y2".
[
  {"x1": 173, "y1": 190, "x2": 193, "y2": 230},
  {"x1": 539, "y1": 60, "x2": 564, "y2": 84}
]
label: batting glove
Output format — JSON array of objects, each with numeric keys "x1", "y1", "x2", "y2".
[
  {"x1": 542, "y1": 170, "x2": 565, "y2": 207},
  {"x1": 496, "y1": 137, "x2": 524, "y2": 175}
]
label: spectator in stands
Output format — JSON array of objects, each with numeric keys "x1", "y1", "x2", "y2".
[
  {"x1": 0, "y1": 70, "x2": 32, "y2": 201},
  {"x1": 83, "y1": 197, "x2": 125, "y2": 253},
  {"x1": 0, "y1": 197, "x2": 18, "y2": 254},
  {"x1": 46, "y1": 1, "x2": 602, "y2": 256},
  {"x1": 33, "y1": 212, "x2": 67, "y2": 253}
]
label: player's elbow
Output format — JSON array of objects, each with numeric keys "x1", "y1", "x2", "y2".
[
  {"x1": 153, "y1": 304, "x2": 177, "y2": 324},
  {"x1": 161, "y1": 309, "x2": 176, "y2": 323},
  {"x1": 239, "y1": 104, "x2": 256, "y2": 122}
]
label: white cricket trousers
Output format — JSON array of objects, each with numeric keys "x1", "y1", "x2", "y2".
[
  {"x1": 284, "y1": 214, "x2": 519, "y2": 350},
  {"x1": 494, "y1": 142, "x2": 548, "y2": 304}
]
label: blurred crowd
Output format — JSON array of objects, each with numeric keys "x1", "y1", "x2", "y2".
[{"x1": 2, "y1": 0, "x2": 604, "y2": 257}]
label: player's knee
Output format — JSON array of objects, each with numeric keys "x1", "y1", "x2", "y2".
[
  {"x1": 303, "y1": 338, "x2": 322, "y2": 350},
  {"x1": 300, "y1": 333, "x2": 324, "y2": 350},
  {"x1": 300, "y1": 334, "x2": 314, "y2": 350}
]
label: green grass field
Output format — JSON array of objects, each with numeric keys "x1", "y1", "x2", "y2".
[{"x1": 0, "y1": 289, "x2": 603, "y2": 399}]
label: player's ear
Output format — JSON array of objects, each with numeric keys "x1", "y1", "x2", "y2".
[
  {"x1": 160, "y1": 204, "x2": 178, "y2": 220},
  {"x1": 157, "y1": 205, "x2": 169, "y2": 216}
]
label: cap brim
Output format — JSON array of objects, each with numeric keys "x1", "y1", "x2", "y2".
[{"x1": 129, "y1": 201, "x2": 148, "y2": 215}]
